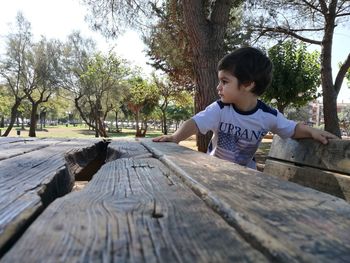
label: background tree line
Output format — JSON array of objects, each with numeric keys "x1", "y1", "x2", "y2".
[{"x1": 0, "y1": 12, "x2": 193, "y2": 138}]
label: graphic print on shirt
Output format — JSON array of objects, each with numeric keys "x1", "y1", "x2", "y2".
[{"x1": 215, "y1": 121, "x2": 267, "y2": 165}]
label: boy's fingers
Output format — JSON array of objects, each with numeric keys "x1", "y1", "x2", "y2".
[
  {"x1": 320, "y1": 136, "x2": 328, "y2": 144},
  {"x1": 324, "y1": 132, "x2": 338, "y2": 139},
  {"x1": 152, "y1": 136, "x2": 171, "y2": 142},
  {"x1": 152, "y1": 136, "x2": 162, "y2": 142}
]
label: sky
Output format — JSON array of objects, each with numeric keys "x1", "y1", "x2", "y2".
[
  {"x1": 0, "y1": 0, "x2": 153, "y2": 75},
  {"x1": 0, "y1": 0, "x2": 349, "y2": 102}
]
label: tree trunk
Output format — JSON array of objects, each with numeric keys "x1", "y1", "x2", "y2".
[
  {"x1": 97, "y1": 118, "x2": 108, "y2": 137},
  {"x1": 182, "y1": 0, "x2": 234, "y2": 152},
  {"x1": 2, "y1": 100, "x2": 21, "y2": 137},
  {"x1": 115, "y1": 111, "x2": 120, "y2": 132},
  {"x1": 21, "y1": 116, "x2": 25, "y2": 130},
  {"x1": 162, "y1": 109, "x2": 167, "y2": 135},
  {"x1": 321, "y1": 19, "x2": 341, "y2": 137},
  {"x1": 29, "y1": 103, "x2": 39, "y2": 137},
  {"x1": 0, "y1": 116, "x2": 4, "y2": 128},
  {"x1": 95, "y1": 116, "x2": 99, "y2": 138},
  {"x1": 135, "y1": 110, "x2": 141, "y2": 137}
]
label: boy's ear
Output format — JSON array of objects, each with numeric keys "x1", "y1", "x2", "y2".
[{"x1": 243, "y1": 81, "x2": 255, "y2": 91}]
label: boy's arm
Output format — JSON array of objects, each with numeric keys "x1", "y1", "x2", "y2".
[
  {"x1": 152, "y1": 119, "x2": 198, "y2": 143},
  {"x1": 292, "y1": 123, "x2": 339, "y2": 144}
]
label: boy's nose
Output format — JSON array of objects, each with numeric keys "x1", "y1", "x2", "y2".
[{"x1": 217, "y1": 83, "x2": 222, "y2": 91}]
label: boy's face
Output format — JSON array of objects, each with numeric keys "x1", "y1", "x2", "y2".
[{"x1": 217, "y1": 70, "x2": 254, "y2": 104}]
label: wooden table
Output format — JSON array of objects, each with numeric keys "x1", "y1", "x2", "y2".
[{"x1": 0, "y1": 137, "x2": 349, "y2": 262}]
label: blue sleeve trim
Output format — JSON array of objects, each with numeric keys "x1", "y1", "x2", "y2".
[
  {"x1": 257, "y1": 100, "x2": 277, "y2": 116},
  {"x1": 216, "y1": 100, "x2": 226, "y2": 109}
]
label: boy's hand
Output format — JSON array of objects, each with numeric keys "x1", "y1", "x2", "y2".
[
  {"x1": 152, "y1": 119, "x2": 198, "y2": 144},
  {"x1": 293, "y1": 123, "x2": 339, "y2": 144},
  {"x1": 152, "y1": 135, "x2": 177, "y2": 143},
  {"x1": 310, "y1": 129, "x2": 338, "y2": 145}
]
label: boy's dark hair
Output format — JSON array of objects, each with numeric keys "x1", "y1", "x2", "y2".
[{"x1": 217, "y1": 47, "x2": 272, "y2": 96}]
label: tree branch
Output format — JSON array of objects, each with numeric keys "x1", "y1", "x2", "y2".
[
  {"x1": 334, "y1": 52, "x2": 350, "y2": 95},
  {"x1": 318, "y1": 0, "x2": 329, "y2": 14},
  {"x1": 336, "y1": 12, "x2": 350, "y2": 17},
  {"x1": 300, "y1": 0, "x2": 323, "y2": 14},
  {"x1": 259, "y1": 26, "x2": 322, "y2": 45}
]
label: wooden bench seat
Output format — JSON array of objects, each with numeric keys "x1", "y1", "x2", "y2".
[
  {"x1": 0, "y1": 138, "x2": 106, "y2": 256},
  {"x1": 1, "y1": 138, "x2": 350, "y2": 262},
  {"x1": 264, "y1": 136, "x2": 350, "y2": 201}
]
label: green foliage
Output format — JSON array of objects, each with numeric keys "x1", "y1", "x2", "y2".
[
  {"x1": 0, "y1": 86, "x2": 13, "y2": 117},
  {"x1": 76, "y1": 52, "x2": 130, "y2": 136},
  {"x1": 263, "y1": 40, "x2": 321, "y2": 113},
  {"x1": 127, "y1": 76, "x2": 159, "y2": 116},
  {"x1": 144, "y1": 1, "x2": 194, "y2": 89},
  {"x1": 166, "y1": 105, "x2": 192, "y2": 123},
  {"x1": 284, "y1": 105, "x2": 310, "y2": 123},
  {"x1": 244, "y1": 0, "x2": 350, "y2": 136},
  {"x1": 145, "y1": 1, "x2": 249, "y2": 90},
  {"x1": 127, "y1": 75, "x2": 159, "y2": 136},
  {"x1": 339, "y1": 105, "x2": 350, "y2": 135}
]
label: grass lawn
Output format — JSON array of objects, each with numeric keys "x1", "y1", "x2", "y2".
[
  {"x1": 2, "y1": 125, "x2": 271, "y2": 170},
  {"x1": 3, "y1": 125, "x2": 164, "y2": 139}
]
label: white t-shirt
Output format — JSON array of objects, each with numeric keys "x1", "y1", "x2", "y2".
[{"x1": 192, "y1": 100, "x2": 297, "y2": 169}]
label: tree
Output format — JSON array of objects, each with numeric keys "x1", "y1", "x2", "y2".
[
  {"x1": 152, "y1": 74, "x2": 182, "y2": 135},
  {"x1": 0, "y1": 12, "x2": 32, "y2": 136},
  {"x1": 77, "y1": 52, "x2": 129, "y2": 137},
  {"x1": 245, "y1": 0, "x2": 350, "y2": 137},
  {"x1": 263, "y1": 40, "x2": 321, "y2": 113},
  {"x1": 0, "y1": 85, "x2": 13, "y2": 128},
  {"x1": 145, "y1": 2, "x2": 250, "y2": 92},
  {"x1": 174, "y1": 0, "x2": 244, "y2": 151},
  {"x1": 25, "y1": 38, "x2": 63, "y2": 137},
  {"x1": 83, "y1": 0, "x2": 244, "y2": 151},
  {"x1": 127, "y1": 76, "x2": 159, "y2": 137},
  {"x1": 144, "y1": 2, "x2": 195, "y2": 90},
  {"x1": 166, "y1": 91, "x2": 193, "y2": 130}
]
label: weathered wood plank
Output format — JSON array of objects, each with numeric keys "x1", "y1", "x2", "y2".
[
  {"x1": 142, "y1": 140, "x2": 350, "y2": 262},
  {"x1": 264, "y1": 159, "x2": 350, "y2": 201},
  {"x1": 0, "y1": 138, "x2": 65, "y2": 160},
  {"x1": 0, "y1": 137, "x2": 36, "y2": 146},
  {"x1": 265, "y1": 136, "x2": 350, "y2": 200},
  {"x1": 0, "y1": 139, "x2": 105, "y2": 256},
  {"x1": 268, "y1": 136, "x2": 350, "y2": 174},
  {"x1": 2, "y1": 156, "x2": 267, "y2": 262},
  {"x1": 106, "y1": 139, "x2": 152, "y2": 161}
]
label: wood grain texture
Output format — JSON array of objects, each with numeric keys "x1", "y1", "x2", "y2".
[
  {"x1": 0, "y1": 138, "x2": 103, "y2": 256},
  {"x1": 0, "y1": 138, "x2": 47, "y2": 160},
  {"x1": 265, "y1": 136, "x2": 350, "y2": 201},
  {"x1": 2, "y1": 156, "x2": 267, "y2": 262},
  {"x1": 0, "y1": 137, "x2": 36, "y2": 146},
  {"x1": 268, "y1": 136, "x2": 350, "y2": 175},
  {"x1": 142, "y1": 140, "x2": 350, "y2": 262},
  {"x1": 264, "y1": 159, "x2": 350, "y2": 201},
  {"x1": 106, "y1": 139, "x2": 152, "y2": 162}
]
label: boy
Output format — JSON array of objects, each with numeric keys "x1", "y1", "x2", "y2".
[{"x1": 153, "y1": 47, "x2": 337, "y2": 169}]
